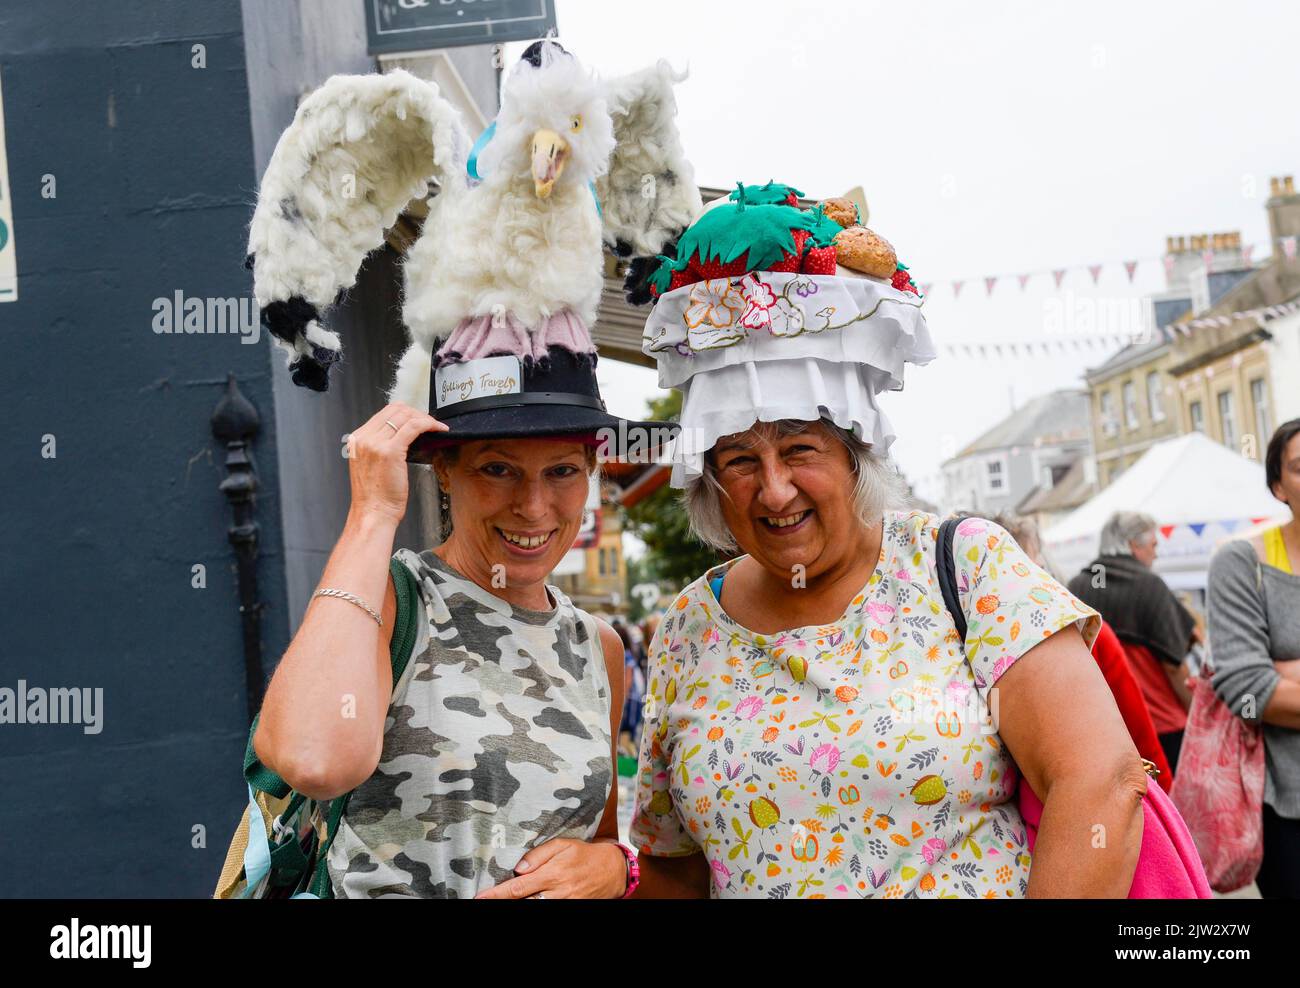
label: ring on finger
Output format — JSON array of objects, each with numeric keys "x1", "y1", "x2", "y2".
[{"x1": 384, "y1": 419, "x2": 400, "y2": 434}]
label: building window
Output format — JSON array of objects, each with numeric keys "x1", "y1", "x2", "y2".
[
  {"x1": 985, "y1": 458, "x2": 1005, "y2": 494},
  {"x1": 1100, "y1": 391, "x2": 1118, "y2": 437},
  {"x1": 598, "y1": 547, "x2": 607, "y2": 576},
  {"x1": 1189, "y1": 399, "x2": 1204, "y2": 433},
  {"x1": 1217, "y1": 390, "x2": 1237, "y2": 449},
  {"x1": 1251, "y1": 378, "x2": 1271, "y2": 449},
  {"x1": 1146, "y1": 371, "x2": 1165, "y2": 422},
  {"x1": 1123, "y1": 381, "x2": 1140, "y2": 430}
]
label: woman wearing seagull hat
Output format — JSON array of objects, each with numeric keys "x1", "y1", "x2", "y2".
[
  {"x1": 238, "y1": 41, "x2": 693, "y2": 898},
  {"x1": 626, "y1": 182, "x2": 1172, "y2": 899}
]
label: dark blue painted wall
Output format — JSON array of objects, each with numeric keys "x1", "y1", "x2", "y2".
[{"x1": 0, "y1": 0, "x2": 290, "y2": 896}]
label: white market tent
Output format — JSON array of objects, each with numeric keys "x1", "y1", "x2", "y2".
[{"x1": 1044, "y1": 432, "x2": 1288, "y2": 592}]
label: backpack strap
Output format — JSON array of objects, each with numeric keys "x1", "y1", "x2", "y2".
[
  {"x1": 228, "y1": 559, "x2": 421, "y2": 899},
  {"x1": 936, "y1": 517, "x2": 968, "y2": 643},
  {"x1": 306, "y1": 555, "x2": 422, "y2": 897}
]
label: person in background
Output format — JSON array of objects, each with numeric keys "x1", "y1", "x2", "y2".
[
  {"x1": 614, "y1": 620, "x2": 646, "y2": 757},
  {"x1": 996, "y1": 513, "x2": 1174, "y2": 792},
  {"x1": 1207, "y1": 418, "x2": 1300, "y2": 897},
  {"x1": 1068, "y1": 511, "x2": 1197, "y2": 776}
]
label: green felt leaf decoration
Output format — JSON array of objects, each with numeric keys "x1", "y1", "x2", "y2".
[
  {"x1": 804, "y1": 206, "x2": 846, "y2": 248},
  {"x1": 729, "y1": 179, "x2": 804, "y2": 205},
  {"x1": 646, "y1": 182, "x2": 836, "y2": 289},
  {"x1": 675, "y1": 203, "x2": 819, "y2": 272},
  {"x1": 648, "y1": 254, "x2": 675, "y2": 294}
]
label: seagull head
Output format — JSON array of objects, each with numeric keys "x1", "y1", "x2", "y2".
[{"x1": 484, "y1": 41, "x2": 615, "y2": 199}]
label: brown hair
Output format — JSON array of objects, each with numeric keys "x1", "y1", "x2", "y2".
[{"x1": 1266, "y1": 418, "x2": 1300, "y2": 498}]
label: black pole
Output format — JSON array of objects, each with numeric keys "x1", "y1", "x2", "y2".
[{"x1": 211, "y1": 373, "x2": 265, "y2": 724}]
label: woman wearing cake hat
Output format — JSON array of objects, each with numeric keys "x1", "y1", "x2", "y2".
[
  {"x1": 627, "y1": 183, "x2": 1154, "y2": 899},
  {"x1": 240, "y1": 42, "x2": 693, "y2": 898}
]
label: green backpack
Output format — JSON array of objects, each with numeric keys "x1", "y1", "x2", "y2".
[{"x1": 214, "y1": 557, "x2": 421, "y2": 899}]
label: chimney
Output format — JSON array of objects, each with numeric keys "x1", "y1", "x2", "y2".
[
  {"x1": 1267, "y1": 174, "x2": 1300, "y2": 254},
  {"x1": 1163, "y1": 228, "x2": 1248, "y2": 290}
]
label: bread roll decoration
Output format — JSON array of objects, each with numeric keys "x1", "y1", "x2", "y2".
[
  {"x1": 819, "y1": 196, "x2": 860, "y2": 229},
  {"x1": 833, "y1": 226, "x2": 898, "y2": 279}
]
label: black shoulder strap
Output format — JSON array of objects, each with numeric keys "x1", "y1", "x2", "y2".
[{"x1": 936, "y1": 517, "x2": 967, "y2": 642}]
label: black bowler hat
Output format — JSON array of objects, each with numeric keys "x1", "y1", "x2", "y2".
[{"x1": 406, "y1": 345, "x2": 678, "y2": 464}]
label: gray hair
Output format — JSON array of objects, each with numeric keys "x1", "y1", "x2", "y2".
[
  {"x1": 1098, "y1": 510, "x2": 1158, "y2": 556},
  {"x1": 683, "y1": 417, "x2": 912, "y2": 553}
]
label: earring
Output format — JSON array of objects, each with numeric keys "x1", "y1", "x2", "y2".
[{"x1": 438, "y1": 488, "x2": 452, "y2": 540}]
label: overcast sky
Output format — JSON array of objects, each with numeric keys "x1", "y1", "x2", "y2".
[{"x1": 509, "y1": 0, "x2": 1300, "y2": 505}]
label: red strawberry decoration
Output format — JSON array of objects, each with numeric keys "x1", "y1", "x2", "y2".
[
  {"x1": 689, "y1": 252, "x2": 751, "y2": 282},
  {"x1": 667, "y1": 268, "x2": 694, "y2": 293},
  {"x1": 801, "y1": 245, "x2": 838, "y2": 275},
  {"x1": 892, "y1": 266, "x2": 921, "y2": 295},
  {"x1": 767, "y1": 230, "x2": 810, "y2": 273}
]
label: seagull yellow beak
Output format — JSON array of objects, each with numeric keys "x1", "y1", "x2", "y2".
[{"x1": 530, "y1": 128, "x2": 569, "y2": 199}]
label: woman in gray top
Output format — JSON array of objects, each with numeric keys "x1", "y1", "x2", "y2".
[
  {"x1": 1206, "y1": 418, "x2": 1300, "y2": 898},
  {"x1": 252, "y1": 336, "x2": 676, "y2": 897},
  {"x1": 253, "y1": 400, "x2": 628, "y2": 898}
]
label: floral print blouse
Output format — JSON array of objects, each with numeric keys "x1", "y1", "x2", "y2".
[{"x1": 630, "y1": 511, "x2": 1100, "y2": 898}]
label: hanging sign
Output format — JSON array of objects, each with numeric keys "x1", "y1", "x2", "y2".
[{"x1": 366, "y1": 0, "x2": 558, "y2": 54}]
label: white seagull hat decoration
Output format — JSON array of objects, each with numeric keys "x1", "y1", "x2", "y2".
[{"x1": 246, "y1": 40, "x2": 700, "y2": 417}]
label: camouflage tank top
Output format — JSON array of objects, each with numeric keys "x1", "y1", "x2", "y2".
[{"x1": 326, "y1": 548, "x2": 612, "y2": 898}]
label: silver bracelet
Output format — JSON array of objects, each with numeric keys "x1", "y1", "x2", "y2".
[{"x1": 312, "y1": 588, "x2": 383, "y2": 627}]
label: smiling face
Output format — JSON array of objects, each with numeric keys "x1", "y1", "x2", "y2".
[
  {"x1": 434, "y1": 438, "x2": 592, "y2": 606},
  {"x1": 710, "y1": 421, "x2": 870, "y2": 582}
]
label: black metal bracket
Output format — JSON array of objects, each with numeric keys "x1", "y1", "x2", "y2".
[{"x1": 211, "y1": 374, "x2": 265, "y2": 723}]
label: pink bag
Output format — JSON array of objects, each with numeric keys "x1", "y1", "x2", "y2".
[
  {"x1": 1169, "y1": 671, "x2": 1266, "y2": 893},
  {"x1": 1019, "y1": 779, "x2": 1211, "y2": 897}
]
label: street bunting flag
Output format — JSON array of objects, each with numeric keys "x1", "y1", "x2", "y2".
[{"x1": 920, "y1": 240, "x2": 1272, "y2": 303}]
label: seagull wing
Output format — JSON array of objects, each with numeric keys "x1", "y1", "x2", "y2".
[
  {"x1": 246, "y1": 69, "x2": 469, "y2": 391},
  {"x1": 596, "y1": 61, "x2": 701, "y2": 260}
]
